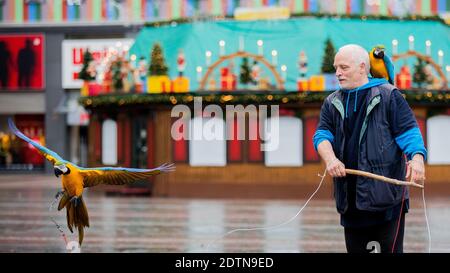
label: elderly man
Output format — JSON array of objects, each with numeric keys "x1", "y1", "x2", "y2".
[{"x1": 313, "y1": 44, "x2": 426, "y2": 253}]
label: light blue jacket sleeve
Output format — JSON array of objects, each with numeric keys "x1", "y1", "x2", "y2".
[
  {"x1": 313, "y1": 129, "x2": 334, "y2": 152},
  {"x1": 394, "y1": 127, "x2": 427, "y2": 160}
]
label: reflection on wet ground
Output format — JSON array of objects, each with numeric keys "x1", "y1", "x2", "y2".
[{"x1": 0, "y1": 174, "x2": 448, "y2": 253}]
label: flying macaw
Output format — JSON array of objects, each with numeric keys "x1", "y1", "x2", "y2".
[
  {"x1": 8, "y1": 118, "x2": 175, "y2": 246},
  {"x1": 369, "y1": 45, "x2": 395, "y2": 84}
]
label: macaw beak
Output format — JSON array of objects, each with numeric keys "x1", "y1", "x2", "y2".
[
  {"x1": 373, "y1": 48, "x2": 385, "y2": 59},
  {"x1": 54, "y1": 168, "x2": 63, "y2": 178}
]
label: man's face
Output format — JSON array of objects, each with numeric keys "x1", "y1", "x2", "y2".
[{"x1": 334, "y1": 51, "x2": 366, "y2": 90}]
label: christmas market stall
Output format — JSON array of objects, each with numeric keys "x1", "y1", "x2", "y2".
[{"x1": 79, "y1": 17, "x2": 450, "y2": 198}]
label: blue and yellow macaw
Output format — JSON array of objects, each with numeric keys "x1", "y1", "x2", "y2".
[
  {"x1": 8, "y1": 118, "x2": 175, "y2": 246},
  {"x1": 369, "y1": 45, "x2": 395, "y2": 84}
]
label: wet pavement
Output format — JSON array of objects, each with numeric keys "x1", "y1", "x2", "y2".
[{"x1": 0, "y1": 174, "x2": 449, "y2": 253}]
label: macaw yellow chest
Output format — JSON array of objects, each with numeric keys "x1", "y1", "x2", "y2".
[
  {"x1": 371, "y1": 60, "x2": 388, "y2": 78},
  {"x1": 61, "y1": 171, "x2": 84, "y2": 197}
]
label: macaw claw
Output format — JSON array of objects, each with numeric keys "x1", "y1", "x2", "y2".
[
  {"x1": 55, "y1": 190, "x2": 65, "y2": 199},
  {"x1": 70, "y1": 196, "x2": 80, "y2": 207}
]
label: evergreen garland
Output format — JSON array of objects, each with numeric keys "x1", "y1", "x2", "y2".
[{"x1": 80, "y1": 90, "x2": 450, "y2": 109}]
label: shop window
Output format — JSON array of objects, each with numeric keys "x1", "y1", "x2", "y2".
[
  {"x1": 427, "y1": 115, "x2": 450, "y2": 165},
  {"x1": 102, "y1": 119, "x2": 117, "y2": 165},
  {"x1": 227, "y1": 117, "x2": 243, "y2": 162},
  {"x1": 247, "y1": 114, "x2": 263, "y2": 162},
  {"x1": 172, "y1": 116, "x2": 189, "y2": 163},
  {"x1": 264, "y1": 116, "x2": 303, "y2": 167},
  {"x1": 0, "y1": 115, "x2": 45, "y2": 171},
  {"x1": 303, "y1": 116, "x2": 320, "y2": 163},
  {"x1": 189, "y1": 117, "x2": 226, "y2": 166}
]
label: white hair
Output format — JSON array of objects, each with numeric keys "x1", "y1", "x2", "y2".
[{"x1": 337, "y1": 44, "x2": 370, "y2": 74}]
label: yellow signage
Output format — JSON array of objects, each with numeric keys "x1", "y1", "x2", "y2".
[{"x1": 234, "y1": 7, "x2": 290, "y2": 21}]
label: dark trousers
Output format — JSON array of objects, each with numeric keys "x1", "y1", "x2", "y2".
[{"x1": 344, "y1": 212, "x2": 405, "y2": 253}]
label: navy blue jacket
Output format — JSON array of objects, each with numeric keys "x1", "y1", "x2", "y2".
[{"x1": 313, "y1": 79, "x2": 426, "y2": 215}]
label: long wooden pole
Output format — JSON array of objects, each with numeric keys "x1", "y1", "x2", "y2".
[{"x1": 345, "y1": 169, "x2": 424, "y2": 189}]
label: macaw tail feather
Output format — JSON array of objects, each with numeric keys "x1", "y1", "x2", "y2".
[
  {"x1": 65, "y1": 196, "x2": 90, "y2": 246},
  {"x1": 66, "y1": 202, "x2": 74, "y2": 233}
]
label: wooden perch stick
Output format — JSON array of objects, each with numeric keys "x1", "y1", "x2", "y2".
[{"x1": 345, "y1": 169, "x2": 424, "y2": 189}]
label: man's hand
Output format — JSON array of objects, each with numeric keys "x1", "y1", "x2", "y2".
[
  {"x1": 326, "y1": 157, "x2": 346, "y2": 177},
  {"x1": 406, "y1": 154, "x2": 426, "y2": 185},
  {"x1": 317, "y1": 141, "x2": 346, "y2": 178}
]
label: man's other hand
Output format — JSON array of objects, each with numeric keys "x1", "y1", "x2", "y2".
[{"x1": 406, "y1": 154, "x2": 426, "y2": 185}]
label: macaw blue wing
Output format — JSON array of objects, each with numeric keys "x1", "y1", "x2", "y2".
[
  {"x1": 8, "y1": 118, "x2": 67, "y2": 165},
  {"x1": 383, "y1": 54, "x2": 395, "y2": 85},
  {"x1": 78, "y1": 163, "x2": 176, "y2": 187}
]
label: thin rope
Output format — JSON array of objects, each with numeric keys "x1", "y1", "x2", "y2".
[
  {"x1": 49, "y1": 193, "x2": 68, "y2": 246},
  {"x1": 391, "y1": 186, "x2": 406, "y2": 253},
  {"x1": 422, "y1": 186, "x2": 431, "y2": 253},
  {"x1": 202, "y1": 168, "x2": 431, "y2": 253},
  {"x1": 204, "y1": 168, "x2": 328, "y2": 252}
]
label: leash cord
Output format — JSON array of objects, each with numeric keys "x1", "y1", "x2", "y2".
[
  {"x1": 204, "y1": 168, "x2": 327, "y2": 252},
  {"x1": 49, "y1": 193, "x2": 69, "y2": 246},
  {"x1": 422, "y1": 186, "x2": 431, "y2": 253},
  {"x1": 204, "y1": 168, "x2": 431, "y2": 253},
  {"x1": 391, "y1": 186, "x2": 406, "y2": 253}
]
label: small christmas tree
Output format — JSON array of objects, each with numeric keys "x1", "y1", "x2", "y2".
[
  {"x1": 413, "y1": 58, "x2": 431, "y2": 88},
  {"x1": 148, "y1": 43, "x2": 169, "y2": 76},
  {"x1": 321, "y1": 38, "x2": 336, "y2": 74},
  {"x1": 111, "y1": 59, "x2": 123, "y2": 91},
  {"x1": 239, "y1": 57, "x2": 252, "y2": 86},
  {"x1": 78, "y1": 49, "x2": 96, "y2": 81}
]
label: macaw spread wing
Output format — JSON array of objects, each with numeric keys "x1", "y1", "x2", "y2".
[
  {"x1": 8, "y1": 118, "x2": 67, "y2": 165},
  {"x1": 79, "y1": 163, "x2": 175, "y2": 187},
  {"x1": 9, "y1": 118, "x2": 176, "y2": 183}
]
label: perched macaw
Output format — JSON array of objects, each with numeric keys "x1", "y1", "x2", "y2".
[
  {"x1": 8, "y1": 118, "x2": 175, "y2": 246},
  {"x1": 369, "y1": 45, "x2": 395, "y2": 84}
]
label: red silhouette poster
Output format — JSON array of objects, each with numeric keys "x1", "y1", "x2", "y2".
[{"x1": 0, "y1": 34, "x2": 45, "y2": 90}]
